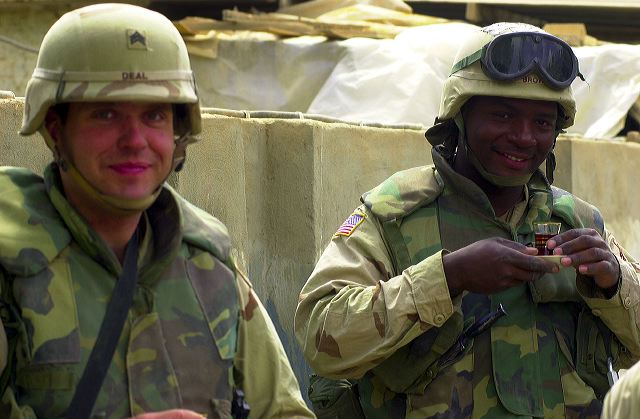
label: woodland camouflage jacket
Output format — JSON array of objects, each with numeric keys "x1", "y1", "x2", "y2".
[{"x1": 0, "y1": 164, "x2": 313, "y2": 419}]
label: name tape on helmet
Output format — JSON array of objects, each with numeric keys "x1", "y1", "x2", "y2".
[{"x1": 32, "y1": 68, "x2": 194, "y2": 82}]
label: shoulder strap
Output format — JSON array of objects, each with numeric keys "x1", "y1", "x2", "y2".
[
  {"x1": 362, "y1": 165, "x2": 443, "y2": 222},
  {"x1": 381, "y1": 200, "x2": 440, "y2": 275},
  {"x1": 66, "y1": 231, "x2": 139, "y2": 419},
  {"x1": 0, "y1": 267, "x2": 20, "y2": 398},
  {"x1": 175, "y1": 189, "x2": 231, "y2": 265},
  {"x1": 364, "y1": 167, "x2": 443, "y2": 275},
  {"x1": 551, "y1": 186, "x2": 605, "y2": 235},
  {"x1": 381, "y1": 219, "x2": 412, "y2": 275}
]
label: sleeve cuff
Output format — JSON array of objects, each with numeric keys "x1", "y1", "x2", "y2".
[
  {"x1": 578, "y1": 262, "x2": 639, "y2": 311},
  {"x1": 406, "y1": 250, "x2": 457, "y2": 327}
]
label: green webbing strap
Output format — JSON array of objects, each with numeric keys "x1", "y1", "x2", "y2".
[
  {"x1": 450, "y1": 48, "x2": 484, "y2": 75},
  {"x1": 66, "y1": 231, "x2": 139, "y2": 419},
  {"x1": 0, "y1": 263, "x2": 20, "y2": 399},
  {"x1": 381, "y1": 219, "x2": 412, "y2": 274},
  {"x1": 0, "y1": 305, "x2": 18, "y2": 398},
  {"x1": 0, "y1": 339, "x2": 15, "y2": 395},
  {"x1": 593, "y1": 316, "x2": 614, "y2": 358},
  {"x1": 380, "y1": 201, "x2": 441, "y2": 276},
  {"x1": 593, "y1": 315, "x2": 618, "y2": 387}
]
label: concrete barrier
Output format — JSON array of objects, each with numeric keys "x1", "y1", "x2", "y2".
[{"x1": 1, "y1": 98, "x2": 638, "y2": 400}]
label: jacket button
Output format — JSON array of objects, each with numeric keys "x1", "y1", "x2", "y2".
[
  {"x1": 592, "y1": 309, "x2": 601, "y2": 317},
  {"x1": 624, "y1": 296, "x2": 632, "y2": 307},
  {"x1": 434, "y1": 314, "x2": 445, "y2": 325}
]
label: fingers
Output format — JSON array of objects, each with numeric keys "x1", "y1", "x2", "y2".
[
  {"x1": 449, "y1": 237, "x2": 562, "y2": 295},
  {"x1": 576, "y1": 258, "x2": 617, "y2": 276},
  {"x1": 548, "y1": 228, "x2": 620, "y2": 288},
  {"x1": 556, "y1": 246, "x2": 609, "y2": 267},
  {"x1": 488, "y1": 261, "x2": 553, "y2": 293},
  {"x1": 561, "y1": 248, "x2": 620, "y2": 288},
  {"x1": 505, "y1": 249, "x2": 559, "y2": 274},
  {"x1": 547, "y1": 228, "x2": 605, "y2": 254},
  {"x1": 485, "y1": 252, "x2": 557, "y2": 293},
  {"x1": 486, "y1": 239, "x2": 559, "y2": 277},
  {"x1": 499, "y1": 238, "x2": 539, "y2": 255},
  {"x1": 505, "y1": 265, "x2": 547, "y2": 284}
]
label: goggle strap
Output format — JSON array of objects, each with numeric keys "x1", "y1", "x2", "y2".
[{"x1": 450, "y1": 48, "x2": 483, "y2": 76}]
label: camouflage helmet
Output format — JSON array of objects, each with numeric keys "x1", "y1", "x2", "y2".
[
  {"x1": 20, "y1": 2, "x2": 201, "y2": 138},
  {"x1": 426, "y1": 22, "x2": 578, "y2": 146}
]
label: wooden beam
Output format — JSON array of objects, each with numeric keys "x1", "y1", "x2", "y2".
[{"x1": 466, "y1": 3, "x2": 544, "y2": 26}]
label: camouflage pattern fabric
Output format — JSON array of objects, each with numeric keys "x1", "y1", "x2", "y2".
[
  {"x1": 0, "y1": 164, "x2": 313, "y2": 418},
  {"x1": 295, "y1": 150, "x2": 640, "y2": 418}
]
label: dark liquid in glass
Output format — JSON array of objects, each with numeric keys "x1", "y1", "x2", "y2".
[{"x1": 535, "y1": 234, "x2": 554, "y2": 255}]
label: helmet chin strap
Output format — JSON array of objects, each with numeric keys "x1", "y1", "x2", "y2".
[
  {"x1": 545, "y1": 148, "x2": 556, "y2": 185},
  {"x1": 62, "y1": 163, "x2": 160, "y2": 215},
  {"x1": 454, "y1": 114, "x2": 534, "y2": 187},
  {"x1": 41, "y1": 128, "x2": 192, "y2": 216}
]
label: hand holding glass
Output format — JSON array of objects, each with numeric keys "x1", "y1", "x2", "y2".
[{"x1": 533, "y1": 222, "x2": 561, "y2": 255}]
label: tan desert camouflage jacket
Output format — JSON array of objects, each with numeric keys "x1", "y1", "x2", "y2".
[{"x1": 296, "y1": 151, "x2": 640, "y2": 418}]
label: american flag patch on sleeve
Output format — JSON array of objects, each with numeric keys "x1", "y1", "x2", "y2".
[{"x1": 334, "y1": 211, "x2": 366, "y2": 237}]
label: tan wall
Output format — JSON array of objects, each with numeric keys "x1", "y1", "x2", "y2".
[
  {"x1": 0, "y1": 6, "x2": 55, "y2": 97},
  {"x1": 171, "y1": 114, "x2": 431, "y2": 387},
  {"x1": 0, "y1": 1, "x2": 150, "y2": 97},
  {"x1": 1, "y1": 98, "x2": 638, "y2": 398},
  {"x1": 554, "y1": 138, "x2": 640, "y2": 258}
]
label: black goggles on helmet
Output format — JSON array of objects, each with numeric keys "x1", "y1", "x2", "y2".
[{"x1": 451, "y1": 32, "x2": 583, "y2": 90}]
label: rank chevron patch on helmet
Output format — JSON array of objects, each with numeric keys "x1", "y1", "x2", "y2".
[{"x1": 127, "y1": 29, "x2": 148, "y2": 50}]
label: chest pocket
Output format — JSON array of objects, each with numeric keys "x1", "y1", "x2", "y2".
[
  {"x1": 142, "y1": 249, "x2": 239, "y2": 417},
  {"x1": 13, "y1": 252, "x2": 80, "y2": 367},
  {"x1": 9, "y1": 250, "x2": 81, "y2": 417}
]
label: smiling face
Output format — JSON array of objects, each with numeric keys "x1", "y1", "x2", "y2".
[
  {"x1": 46, "y1": 101, "x2": 175, "y2": 210},
  {"x1": 458, "y1": 96, "x2": 558, "y2": 183}
]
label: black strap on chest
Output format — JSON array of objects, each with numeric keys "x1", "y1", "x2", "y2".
[
  {"x1": 66, "y1": 231, "x2": 139, "y2": 419},
  {"x1": 0, "y1": 268, "x2": 20, "y2": 398}
]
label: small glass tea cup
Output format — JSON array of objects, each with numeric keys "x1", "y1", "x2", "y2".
[{"x1": 533, "y1": 222, "x2": 562, "y2": 255}]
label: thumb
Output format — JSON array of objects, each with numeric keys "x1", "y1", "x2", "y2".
[{"x1": 499, "y1": 238, "x2": 536, "y2": 255}]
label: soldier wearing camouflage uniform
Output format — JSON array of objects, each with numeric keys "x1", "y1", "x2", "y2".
[
  {"x1": 295, "y1": 23, "x2": 640, "y2": 418},
  {"x1": 0, "y1": 4, "x2": 313, "y2": 418}
]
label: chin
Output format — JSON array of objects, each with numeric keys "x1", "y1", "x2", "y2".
[
  {"x1": 114, "y1": 189, "x2": 156, "y2": 201},
  {"x1": 114, "y1": 183, "x2": 160, "y2": 198}
]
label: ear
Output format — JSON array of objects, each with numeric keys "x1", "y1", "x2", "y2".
[{"x1": 44, "y1": 107, "x2": 63, "y2": 144}]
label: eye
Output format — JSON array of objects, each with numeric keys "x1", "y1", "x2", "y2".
[
  {"x1": 536, "y1": 118, "x2": 555, "y2": 130},
  {"x1": 146, "y1": 110, "x2": 166, "y2": 122},
  {"x1": 492, "y1": 111, "x2": 511, "y2": 120},
  {"x1": 91, "y1": 108, "x2": 117, "y2": 120},
  {"x1": 144, "y1": 106, "x2": 172, "y2": 125}
]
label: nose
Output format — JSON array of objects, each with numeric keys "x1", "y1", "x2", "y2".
[
  {"x1": 118, "y1": 117, "x2": 147, "y2": 149},
  {"x1": 508, "y1": 118, "x2": 536, "y2": 147}
]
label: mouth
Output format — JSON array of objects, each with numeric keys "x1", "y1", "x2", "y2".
[
  {"x1": 109, "y1": 162, "x2": 151, "y2": 175},
  {"x1": 495, "y1": 151, "x2": 532, "y2": 171},
  {"x1": 500, "y1": 152, "x2": 528, "y2": 162}
]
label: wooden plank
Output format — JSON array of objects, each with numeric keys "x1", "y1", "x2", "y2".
[
  {"x1": 465, "y1": 3, "x2": 545, "y2": 26},
  {"x1": 460, "y1": 2, "x2": 640, "y2": 44}
]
